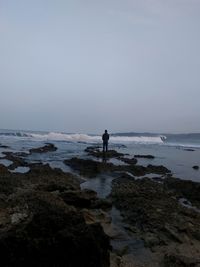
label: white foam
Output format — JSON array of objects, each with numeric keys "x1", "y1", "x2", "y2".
[
  {"x1": 110, "y1": 136, "x2": 164, "y2": 144},
  {"x1": 166, "y1": 142, "x2": 200, "y2": 149},
  {"x1": 29, "y1": 132, "x2": 101, "y2": 142},
  {"x1": 27, "y1": 132, "x2": 164, "y2": 144}
]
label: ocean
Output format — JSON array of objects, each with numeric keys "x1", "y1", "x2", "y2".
[{"x1": 0, "y1": 129, "x2": 200, "y2": 183}]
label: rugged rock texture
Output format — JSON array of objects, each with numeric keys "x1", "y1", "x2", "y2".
[
  {"x1": 0, "y1": 164, "x2": 110, "y2": 267},
  {"x1": 110, "y1": 176, "x2": 200, "y2": 266},
  {"x1": 147, "y1": 164, "x2": 170, "y2": 174},
  {"x1": 1, "y1": 151, "x2": 28, "y2": 170},
  {"x1": 134, "y1": 155, "x2": 155, "y2": 159},
  {"x1": 64, "y1": 157, "x2": 116, "y2": 177},
  {"x1": 64, "y1": 157, "x2": 170, "y2": 178},
  {"x1": 164, "y1": 177, "x2": 200, "y2": 208},
  {"x1": 29, "y1": 143, "x2": 57, "y2": 153},
  {"x1": 85, "y1": 146, "x2": 125, "y2": 158},
  {"x1": 119, "y1": 157, "x2": 138, "y2": 165},
  {"x1": 1, "y1": 145, "x2": 200, "y2": 266},
  {"x1": 1, "y1": 144, "x2": 57, "y2": 170}
]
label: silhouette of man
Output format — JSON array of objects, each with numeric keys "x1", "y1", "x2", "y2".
[{"x1": 102, "y1": 130, "x2": 109, "y2": 152}]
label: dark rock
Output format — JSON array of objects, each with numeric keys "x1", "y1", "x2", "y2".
[
  {"x1": 0, "y1": 145, "x2": 10, "y2": 148},
  {"x1": 85, "y1": 146, "x2": 125, "y2": 158},
  {"x1": 164, "y1": 177, "x2": 200, "y2": 207},
  {"x1": 184, "y1": 149, "x2": 195, "y2": 152},
  {"x1": 117, "y1": 172, "x2": 135, "y2": 179},
  {"x1": 91, "y1": 199, "x2": 112, "y2": 210},
  {"x1": 2, "y1": 151, "x2": 28, "y2": 170},
  {"x1": 0, "y1": 191, "x2": 110, "y2": 267},
  {"x1": 128, "y1": 164, "x2": 148, "y2": 176},
  {"x1": 0, "y1": 164, "x2": 9, "y2": 174},
  {"x1": 119, "y1": 157, "x2": 138, "y2": 165},
  {"x1": 152, "y1": 176, "x2": 164, "y2": 182},
  {"x1": 143, "y1": 233, "x2": 161, "y2": 248},
  {"x1": 60, "y1": 189, "x2": 97, "y2": 208},
  {"x1": 85, "y1": 146, "x2": 101, "y2": 153},
  {"x1": 0, "y1": 164, "x2": 111, "y2": 267},
  {"x1": 193, "y1": 165, "x2": 199, "y2": 170},
  {"x1": 163, "y1": 253, "x2": 200, "y2": 267},
  {"x1": 29, "y1": 143, "x2": 57, "y2": 154},
  {"x1": 125, "y1": 164, "x2": 170, "y2": 177},
  {"x1": 64, "y1": 157, "x2": 115, "y2": 177},
  {"x1": 147, "y1": 164, "x2": 171, "y2": 174},
  {"x1": 134, "y1": 154, "x2": 155, "y2": 159},
  {"x1": 26, "y1": 163, "x2": 80, "y2": 192},
  {"x1": 110, "y1": 176, "x2": 200, "y2": 250},
  {"x1": 65, "y1": 156, "x2": 170, "y2": 179},
  {"x1": 0, "y1": 167, "x2": 23, "y2": 195}
]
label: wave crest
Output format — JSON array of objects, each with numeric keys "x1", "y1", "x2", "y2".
[
  {"x1": 28, "y1": 132, "x2": 164, "y2": 144},
  {"x1": 0, "y1": 131, "x2": 165, "y2": 144}
]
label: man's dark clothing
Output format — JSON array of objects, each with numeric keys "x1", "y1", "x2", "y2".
[{"x1": 102, "y1": 132, "x2": 109, "y2": 152}]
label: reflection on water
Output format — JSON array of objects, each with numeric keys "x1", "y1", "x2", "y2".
[
  {"x1": 0, "y1": 159, "x2": 12, "y2": 167},
  {"x1": 81, "y1": 173, "x2": 115, "y2": 198},
  {"x1": 11, "y1": 166, "x2": 30, "y2": 173},
  {"x1": 110, "y1": 207, "x2": 154, "y2": 263}
]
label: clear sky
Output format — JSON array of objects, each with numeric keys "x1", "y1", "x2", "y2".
[{"x1": 0, "y1": 0, "x2": 200, "y2": 134}]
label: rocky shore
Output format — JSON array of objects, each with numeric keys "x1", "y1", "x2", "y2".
[
  {"x1": 0, "y1": 146, "x2": 110, "y2": 266},
  {"x1": 0, "y1": 144, "x2": 200, "y2": 266}
]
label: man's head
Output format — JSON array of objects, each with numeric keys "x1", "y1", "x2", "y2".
[{"x1": 105, "y1": 130, "x2": 107, "y2": 133}]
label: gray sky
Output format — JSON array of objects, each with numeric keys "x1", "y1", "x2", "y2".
[{"x1": 0, "y1": 0, "x2": 200, "y2": 133}]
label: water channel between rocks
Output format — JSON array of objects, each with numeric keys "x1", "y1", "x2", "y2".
[{"x1": 81, "y1": 173, "x2": 157, "y2": 266}]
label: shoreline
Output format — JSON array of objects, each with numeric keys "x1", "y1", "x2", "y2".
[{"x1": 0, "y1": 144, "x2": 200, "y2": 266}]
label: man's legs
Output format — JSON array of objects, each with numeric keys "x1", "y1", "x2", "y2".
[
  {"x1": 103, "y1": 141, "x2": 108, "y2": 152},
  {"x1": 103, "y1": 142, "x2": 105, "y2": 152},
  {"x1": 105, "y1": 142, "x2": 108, "y2": 152}
]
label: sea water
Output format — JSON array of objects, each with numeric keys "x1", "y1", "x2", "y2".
[
  {"x1": 1, "y1": 129, "x2": 199, "y2": 262},
  {"x1": 0, "y1": 129, "x2": 200, "y2": 182}
]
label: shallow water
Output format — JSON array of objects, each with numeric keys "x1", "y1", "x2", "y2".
[
  {"x1": 0, "y1": 159, "x2": 12, "y2": 167},
  {"x1": 119, "y1": 143, "x2": 200, "y2": 182},
  {"x1": 179, "y1": 198, "x2": 200, "y2": 213},
  {"x1": 81, "y1": 173, "x2": 115, "y2": 198},
  {"x1": 11, "y1": 166, "x2": 30, "y2": 173},
  {"x1": 110, "y1": 207, "x2": 154, "y2": 263},
  {"x1": 0, "y1": 133, "x2": 200, "y2": 181}
]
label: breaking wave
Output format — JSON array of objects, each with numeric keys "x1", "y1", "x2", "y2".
[
  {"x1": 0, "y1": 131, "x2": 165, "y2": 144},
  {"x1": 27, "y1": 132, "x2": 165, "y2": 144}
]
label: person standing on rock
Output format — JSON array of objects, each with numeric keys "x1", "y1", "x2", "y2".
[{"x1": 102, "y1": 130, "x2": 109, "y2": 153}]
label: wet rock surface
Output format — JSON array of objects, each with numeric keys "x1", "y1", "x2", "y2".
[
  {"x1": 0, "y1": 162, "x2": 110, "y2": 267},
  {"x1": 119, "y1": 157, "x2": 138, "y2": 165},
  {"x1": 1, "y1": 151, "x2": 28, "y2": 170},
  {"x1": 164, "y1": 177, "x2": 200, "y2": 208},
  {"x1": 0, "y1": 143, "x2": 57, "y2": 170},
  {"x1": 29, "y1": 143, "x2": 57, "y2": 153},
  {"x1": 110, "y1": 175, "x2": 200, "y2": 266},
  {"x1": 0, "y1": 144, "x2": 10, "y2": 148},
  {"x1": 1, "y1": 145, "x2": 200, "y2": 267},
  {"x1": 64, "y1": 157, "x2": 116, "y2": 177},
  {"x1": 64, "y1": 150, "x2": 170, "y2": 178},
  {"x1": 193, "y1": 165, "x2": 199, "y2": 170},
  {"x1": 134, "y1": 155, "x2": 155, "y2": 159},
  {"x1": 85, "y1": 146, "x2": 125, "y2": 158}
]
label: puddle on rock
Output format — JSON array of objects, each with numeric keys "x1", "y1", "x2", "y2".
[
  {"x1": 11, "y1": 166, "x2": 30, "y2": 173},
  {"x1": 81, "y1": 173, "x2": 115, "y2": 198},
  {"x1": 0, "y1": 159, "x2": 13, "y2": 167}
]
